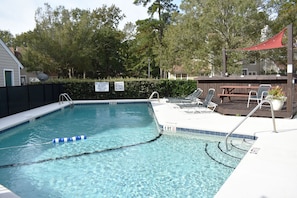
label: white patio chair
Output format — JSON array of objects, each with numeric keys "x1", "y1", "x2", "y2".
[{"x1": 247, "y1": 84, "x2": 271, "y2": 108}]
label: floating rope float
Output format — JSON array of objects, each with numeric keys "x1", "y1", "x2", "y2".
[{"x1": 52, "y1": 135, "x2": 87, "y2": 143}]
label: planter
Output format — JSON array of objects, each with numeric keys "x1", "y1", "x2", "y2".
[{"x1": 271, "y1": 99, "x2": 284, "y2": 111}]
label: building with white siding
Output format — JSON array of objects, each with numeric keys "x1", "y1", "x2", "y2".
[{"x1": 0, "y1": 39, "x2": 24, "y2": 87}]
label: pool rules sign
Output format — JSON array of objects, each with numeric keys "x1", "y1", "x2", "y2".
[
  {"x1": 114, "y1": 81, "x2": 124, "y2": 91},
  {"x1": 95, "y1": 82, "x2": 124, "y2": 92},
  {"x1": 95, "y1": 82, "x2": 109, "y2": 92}
]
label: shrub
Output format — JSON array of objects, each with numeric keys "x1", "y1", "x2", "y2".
[{"x1": 49, "y1": 78, "x2": 197, "y2": 100}]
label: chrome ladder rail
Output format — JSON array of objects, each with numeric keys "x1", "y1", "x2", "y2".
[
  {"x1": 225, "y1": 99, "x2": 277, "y2": 151},
  {"x1": 149, "y1": 91, "x2": 160, "y2": 101},
  {"x1": 59, "y1": 93, "x2": 73, "y2": 106}
]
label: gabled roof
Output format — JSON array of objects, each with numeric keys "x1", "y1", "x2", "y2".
[{"x1": 0, "y1": 38, "x2": 24, "y2": 69}]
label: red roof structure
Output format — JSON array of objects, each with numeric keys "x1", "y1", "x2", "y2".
[{"x1": 241, "y1": 28, "x2": 287, "y2": 51}]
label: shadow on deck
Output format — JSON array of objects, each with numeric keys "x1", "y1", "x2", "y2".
[{"x1": 213, "y1": 99, "x2": 296, "y2": 118}]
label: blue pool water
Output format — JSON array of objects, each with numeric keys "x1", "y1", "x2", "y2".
[{"x1": 0, "y1": 103, "x2": 241, "y2": 197}]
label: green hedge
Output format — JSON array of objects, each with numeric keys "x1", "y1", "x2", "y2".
[{"x1": 54, "y1": 79, "x2": 197, "y2": 100}]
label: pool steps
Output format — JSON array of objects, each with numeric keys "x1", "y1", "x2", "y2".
[{"x1": 205, "y1": 139, "x2": 255, "y2": 169}]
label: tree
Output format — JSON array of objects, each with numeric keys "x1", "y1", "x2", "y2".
[
  {"x1": 264, "y1": 0, "x2": 297, "y2": 32},
  {"x1": 16, "y1": 3, "x2": 126, "y2": 78},
  {"x1": 122, "y1": 19, "x2": 160, "y2": 78},
  {"x1": 134, "y1": 0, "x2": 178, "y2": 23},
  {"x1": 0, "y1": 30, "x2": 15, "y2": 47},
  {"x1": 134, "y1": 0, "x2": 178, "y2": 78},
  {"x1": 91, "y1": 26, "x2": 125, "y2": 78},
  {"x1": 260, "y1": 0, "x2": 297, "y2": 73},
  {"x1": 162, "y1": 0, "x2": 268, "y2": 76}
]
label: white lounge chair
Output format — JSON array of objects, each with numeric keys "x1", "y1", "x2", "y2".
[
  {"x1": 179, "y1": 88, "x2": 217, "y2": 112},
  {"x1": 166, "y1": 88, "x2": 203, "y2": 104}
]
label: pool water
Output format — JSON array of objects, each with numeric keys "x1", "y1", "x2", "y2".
[{"x1": 0, "y1": 103, "x2": 244, "y2": 197}]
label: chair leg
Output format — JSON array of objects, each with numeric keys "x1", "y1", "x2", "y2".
[{"x1": 247, "y1": 99, "x2": 250, "y2": 108}]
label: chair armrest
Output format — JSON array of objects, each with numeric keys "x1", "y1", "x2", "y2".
[
  {"x1": 208, "y1": 102, "x2": 218, "y2": 112},
  {"x1": 197, "y1": 100, "x2": 203, "y2": 105},
  {"x1": 248, "y1": 90, "x2": 257, "y2": 96},
  {"x1": 195, "y1": 98, "x2": 201, "y2": 102},
  {"x1": 261, "y1": 91, "x2": 269, "y2": 98}
]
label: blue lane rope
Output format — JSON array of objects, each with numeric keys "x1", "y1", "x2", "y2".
[
  {"x1": 0, "y1": 133, "x2": 163, "y2": 169},
  {"x1": 0, "y1": 135, "x2": 87, "y2": 150},
  {"x1": 52, "y1": 135, "x2": 87, "y2": 143}
]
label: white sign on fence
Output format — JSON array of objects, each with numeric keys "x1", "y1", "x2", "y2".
[
  {"x1": 114, "y1": 81, "x2": 124, "y2": 91},
  {"x1": 95, "y1": 82, "x2": 109, "y2": 92}
]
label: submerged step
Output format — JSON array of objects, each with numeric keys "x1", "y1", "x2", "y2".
[{"x1": 205, "y1": 140, "x2": 253, "y2": 169}]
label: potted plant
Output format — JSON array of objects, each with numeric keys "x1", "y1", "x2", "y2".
[{"x1": 266, "y1": 86, "x2": 287, "y2": 110}]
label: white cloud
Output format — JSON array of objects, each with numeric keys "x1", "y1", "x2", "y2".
[
  {"x1": 0, "y1": 0, "x2": 150, "y2": 36},
  {"x1": 0, "y1": 0, "x2": 36, "y2": 35}
]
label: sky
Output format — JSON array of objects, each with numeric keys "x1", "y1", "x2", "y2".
[{"x1": 0, "y1": 0, "x2": 181, "y2": 36}]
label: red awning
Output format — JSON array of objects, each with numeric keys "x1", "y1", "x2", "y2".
[{"x1": 241, "y1": 28, "x2": 287, "y2": 51}]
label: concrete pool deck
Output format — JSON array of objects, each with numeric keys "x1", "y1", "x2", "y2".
[
  {"x1": 1, "y1": 99, "x2": 297, "y2": 198},
  {"x1": 151, "y1": 99, "x2": 297, "y2": 198}
]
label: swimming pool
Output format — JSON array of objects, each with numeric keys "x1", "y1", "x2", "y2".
[{"x1": 0, "y1": 103, "x2": 249, "y2": 197}]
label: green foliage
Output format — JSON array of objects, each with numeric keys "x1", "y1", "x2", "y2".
[
  {"x1": 0, "y1": 30, "x2": 14, "y2": 46},
  {"x1": 267, "y1": 86, "x2": 287, "y2": 102},
  {"x1": 17, "y1": 4, "x2": 125, "y2": 79},
  {"x1": 134, "y1": 0, "x2": 178, "y2": 20},
  {"x1": 261, "y1": 0, "x2": 297, "y2": 69},
  {"x1": 50, "y1": 78, "x2": 196, "y2": 99},
  {"x1": 134, "y1": 0, "x2": 179, "y2": 78},
  {"x1": 3, "y1": 0, "x2": 296, "y2": 81},
  {"x1": 268, "y1": 86, "x2": 284, "y2": 97},
  {"x1": 161, "y1": 0, "x2": 268, "y2": 76}
]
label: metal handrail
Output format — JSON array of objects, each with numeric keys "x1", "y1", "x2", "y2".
[
  {"x1": 225, "y1": 99, "x2": 277, "y2": 151},
  {"x1": 149, "y1": 91, "x2": 160, "y2": 101},
  {"x1": 59, "y1": 93, "x2": 73, "y2": 105}
]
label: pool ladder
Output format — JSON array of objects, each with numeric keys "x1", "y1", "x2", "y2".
[
  {"x1": 59, "y1": 93, "x2": 74, "y2": 106},
  {"x1": 149, "y1": 91, "x2": 160, "y2": 101},
  {"x1": 225, "y1": 99, "x2": 277, "y2": 151}
]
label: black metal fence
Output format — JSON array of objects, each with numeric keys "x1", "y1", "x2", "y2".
[{"x1": 0, "y1": 84, "x2": 64, "y2": 118}]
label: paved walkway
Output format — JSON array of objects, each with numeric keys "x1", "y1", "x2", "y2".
[{"x1": 1, "y1": 99, "x2": 297, "y2": 198}]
